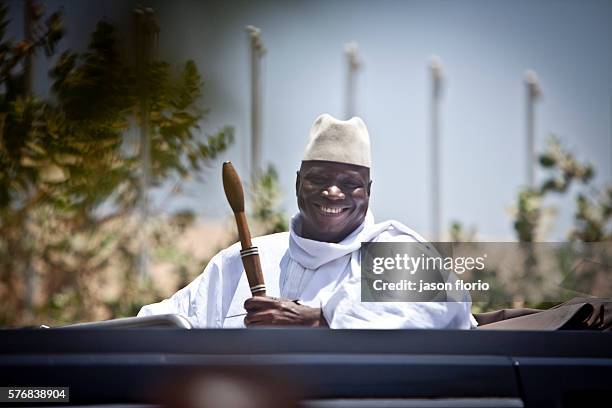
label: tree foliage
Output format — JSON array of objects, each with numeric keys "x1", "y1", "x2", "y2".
[
  {"x1": 0, "y1": 3, "x2": 233, "y2": 326},
  {"x1": 513, "y1": 136, "x2": 609, "y2": 242},
  {"x1": 453, "y1": 136, "x2": 610, "y2": 313},
  {"x1": 251, "y1": 165, "x2": 289, "y2": 234}
]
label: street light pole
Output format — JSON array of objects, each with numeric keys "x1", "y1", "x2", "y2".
[
  {"x1": 344, "y1": 41, "x2": 361, "y2": 119},
  {"x1": 133, "y1": 6, "x2": 159, "y2": 281},
  {"x1": 24, "y1": 0, "x2": 35, "y2": 313},
  {"x1": 524, "y1": 70, "x2": 541, "y2": 189},
  {"x1": 429, "y1": 56, "x2": 443, "y2": 241},
  {"x1": 247, "y1": 25, "x2": 266, "y2": 182}
]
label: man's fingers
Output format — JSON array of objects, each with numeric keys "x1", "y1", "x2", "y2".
[
  {"x1": 244, "y1": 297, "x2": 271, "y2": 311},
  {"x1": 243, "y1": 299, "x2": 323, "y2": 327},
  {"x1": 244, "y1": 296, "x2": 281, "y2": 311},
  {"x1": 245, "y1": 310, "x2": 276, "y2": 326},
  {"x1": 243, "y1": 297, "x2": 304, "y2": 326}
]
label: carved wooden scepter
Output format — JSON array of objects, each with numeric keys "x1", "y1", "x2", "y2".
[{"x1": 222, "y1": 161, "x2": 266, "y2": 296}]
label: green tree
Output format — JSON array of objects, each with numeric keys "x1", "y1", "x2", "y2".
[
  {"x1": 452, "y1": 136, "x2": 610, "y2": 312},
  {"x1": 513, "y1": 136, "x2": 602, "y2": 242},
  {"x1": 251, "y1": 165, "x2": 289, "y2": 234},
  {"x1": 509, "y1": 136, "x2": 610, "y2": 309},
  {"x1": 0, "y1": 3, "x2": 233, "y2": 326}
]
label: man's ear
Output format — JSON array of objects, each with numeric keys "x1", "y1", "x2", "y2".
[
  {"x1": 295, "y1": 171, "x2": 301, "y2": 196},
  {"x1": 367, "y1": 179, "x2": 372, "y2": 196}
]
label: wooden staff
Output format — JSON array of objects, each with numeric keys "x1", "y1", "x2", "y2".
[{"x1": 222, "y1": 161, "x2": 266, "y2": 296}]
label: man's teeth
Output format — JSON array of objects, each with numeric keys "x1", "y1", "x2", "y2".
[{"x1": 320, "y1": 205, "x2": 343, "y2": 214}]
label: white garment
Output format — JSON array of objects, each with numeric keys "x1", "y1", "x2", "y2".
[{"x1": 138, "y1": 211, "x2": 475, "y2": 329}]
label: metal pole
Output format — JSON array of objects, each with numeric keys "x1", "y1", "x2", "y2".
[
  {"x1": 524, "y1": 70, "x2": 541, "y2": 189},
  {"x1": 23, "y1": 0, "x2": 33, "y2": 96},
  {"x1": 429, "y1": 56, "x2": 443, "y2": 241},
  {"x1": 133, "y1": 6, "x2": 159, "y2": 281},
  {"x1": 24, "y1": 0, "x2": 34, "y2": 313},
  {"x1": 344, "y1": 41, "x2": 361, "y2": 119},
  {"x1": 246, "y1": 26, "x2": 265, "y2": 182}
]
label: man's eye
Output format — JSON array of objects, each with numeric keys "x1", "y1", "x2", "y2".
[
  {"x1": 344, "y1": 181, "x2": 363, "y2": 189},
  {"x1": 307, "y1": 177, "x2": 326, "y2": 184}
]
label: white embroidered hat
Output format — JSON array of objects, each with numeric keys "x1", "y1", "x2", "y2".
[{"x1": 302, "y1": 113, "x2": 371, "y2": 168}]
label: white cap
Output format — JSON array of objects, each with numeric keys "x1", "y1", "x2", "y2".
[{"x1": 302, "y1": 114, "x2": 371, "y2": 168}]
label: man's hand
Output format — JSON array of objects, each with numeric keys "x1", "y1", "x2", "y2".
[{"x1": 244, "y1": 296, "x2": 328, "y2": 327}]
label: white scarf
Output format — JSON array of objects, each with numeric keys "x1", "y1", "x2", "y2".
[
  {"x1": 289, "y1": 210, "x2": 375, "y2": 269},
  {"x1": 283, "y1": 211, "x2": 475, "y2": 329},
  {"x1": 286, "y1": 210, "x2": 429, "y2": 308}
]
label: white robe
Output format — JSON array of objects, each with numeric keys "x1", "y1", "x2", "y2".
[{"x1": 138, "y1": 211, "x2": 475, "y2": 329}]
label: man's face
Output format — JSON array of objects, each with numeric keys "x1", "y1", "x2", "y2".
[{"x1": 296, "y1": 160, "x2": 371, "y2": 243}]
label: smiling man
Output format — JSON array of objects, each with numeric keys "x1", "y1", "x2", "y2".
[
  {"x1": 296, "y1": 160, "x2": 371, "y2": 244},
  {"x1": 138, "y1": 114, "x2": 474, "y2": 329}
]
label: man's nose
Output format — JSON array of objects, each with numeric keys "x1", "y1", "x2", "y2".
[{"x1": 322, "y1": 185, "x2": 345, "y2": 200}]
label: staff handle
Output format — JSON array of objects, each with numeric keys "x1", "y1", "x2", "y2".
[{"x1": 222, "y1": 161, "x2": 266, "y2": 296}]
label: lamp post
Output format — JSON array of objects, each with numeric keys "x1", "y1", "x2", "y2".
[
  {"x1": 247, "y1": 25, "x2": 266, "y2": 182},
  {"x1": 429, "y1": 56, "x2": 443, "y2": 241},
  {"x1": 524, "y1": 70, "x2": 541, "y2": 189},
  {"x1": 133, "y1": 6, "x2": 159, "y2": 281},
  {"x1": 344, "y1": 41, "x2": 361, "y2": 119},
  {"x1": 24, "y1": 0, "x2": 34, "y2": 312}
]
